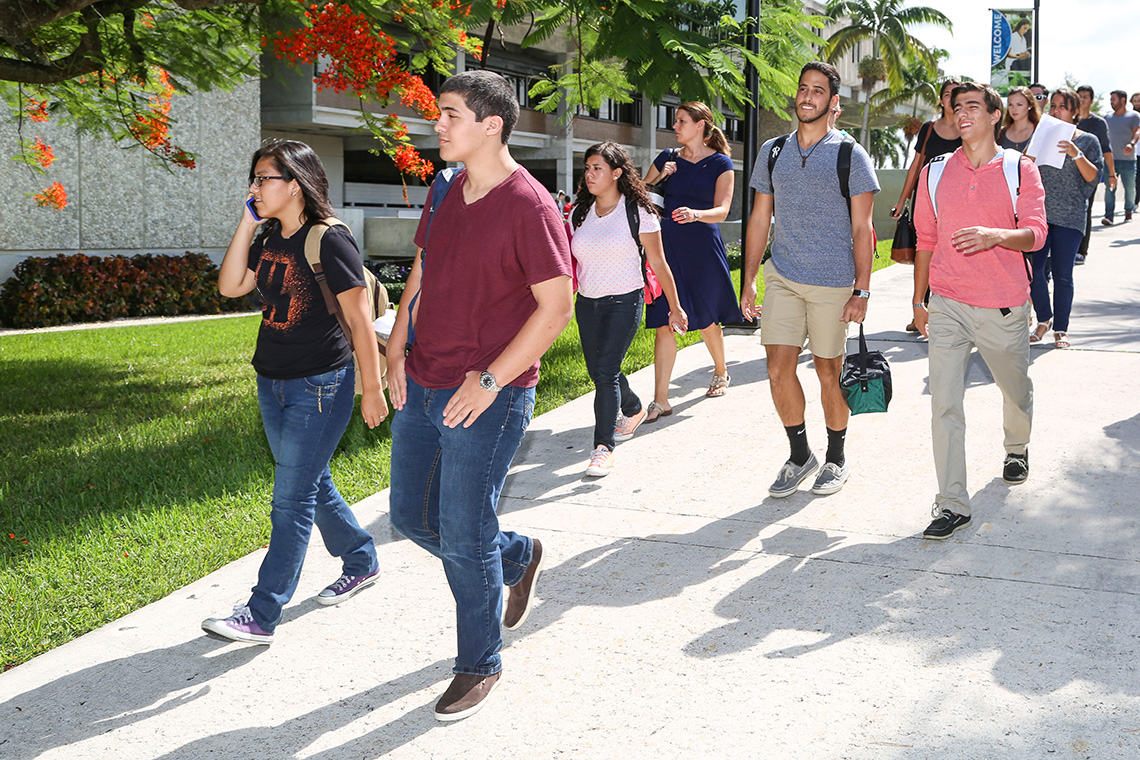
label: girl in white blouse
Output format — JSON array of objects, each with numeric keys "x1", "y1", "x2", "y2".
[{"x1": 570, "y1": 142, "x2": 687, "y2": 477}]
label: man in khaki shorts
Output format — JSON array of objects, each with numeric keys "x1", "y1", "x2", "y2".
[{"x1": 741, "y1": 61, "x2": 879, "y2": 498}]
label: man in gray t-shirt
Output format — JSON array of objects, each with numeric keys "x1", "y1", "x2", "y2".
[
  {"x1": 740, "y1": 60, "x2": 880, "y2": 501},
  {"x1": 1102, "y1": 89, "x2": 1140, "y2": 223}
]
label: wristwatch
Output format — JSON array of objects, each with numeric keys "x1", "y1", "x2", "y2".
[
  {"x1": 853, "y1": 289, "x2": 871, "y2": 299},
  {"x1": 479, "y1": 370, "x2": 502, "y2": 393}
]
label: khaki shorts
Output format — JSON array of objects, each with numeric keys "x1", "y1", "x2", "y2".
[{"x1": 760, "y1": 260, "x2": 851, "y2": 359}]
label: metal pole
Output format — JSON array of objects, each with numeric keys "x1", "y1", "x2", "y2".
[
  {"x1": 726, "y1": 0, "x2": 762, "y2": 331},
  {"x1": 1032, "y1": 0, "x2": 1040, "y2": 84}
]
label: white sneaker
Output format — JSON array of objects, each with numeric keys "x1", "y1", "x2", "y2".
[
  {"x1": 585, "y1": 445, "x2": 614, "y2": 477},
  {"x1": 810, "y1": 460, "x2": 850, "y2": 495}
]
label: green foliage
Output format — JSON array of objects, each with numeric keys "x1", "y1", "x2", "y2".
[
  {"x1": 524, "y1": 0, "x2": 821, "y2": 119},
  {"x1": 0, "y1": 252, "x2": 254, "y2": 328}
]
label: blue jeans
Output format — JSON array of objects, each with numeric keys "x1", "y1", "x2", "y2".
[
  {"x1": 249, "y1": 361, "x2": 378, "y2": 633},
  {"x1": 1104, "y1": 161, "x2": 1137, "y2": 220},
  {"x1": 389, "y1": 377, "x2": 535, "y2": 676},
  {"x1": 576, "y1": 289, "x2": 644, "y2": 450},
  {"x1": 1030, "y1": 224, "x2": 1083, "y2": 333}
]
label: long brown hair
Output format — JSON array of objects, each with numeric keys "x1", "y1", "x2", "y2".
[
  {"x1": 249, "y1": 139, "x2": 336, "y2": 243},
  {"x1": 571, "y1": 142, "x2": 656, "y2": 229},
  {"x1": 999, "y1": 86, "x2": 1040, "y2": 141},
  {"x1": 678, "y1": 102, "x2": 731, "y2": 157}
]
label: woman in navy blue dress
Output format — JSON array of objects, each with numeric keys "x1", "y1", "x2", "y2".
[{"x1": 642, "y1": 102, "x2": 740, "y2": 419}]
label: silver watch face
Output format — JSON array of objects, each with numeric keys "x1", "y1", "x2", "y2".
[{"x1": 480, "y1": 371, "x2": 496, "y2": 391}]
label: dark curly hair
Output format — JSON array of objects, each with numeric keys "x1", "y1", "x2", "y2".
[{"x1": 571, "y1": 141, "x2": 657, "y2": 229}]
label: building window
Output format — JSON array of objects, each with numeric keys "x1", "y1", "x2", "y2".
[{"x1": 723, "y1": 116, "x2": 744, "y2": 142}]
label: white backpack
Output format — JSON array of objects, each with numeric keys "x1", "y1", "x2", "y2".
[{"x1": 925, "y1": 149, "x2": 1032, "y2": 282}]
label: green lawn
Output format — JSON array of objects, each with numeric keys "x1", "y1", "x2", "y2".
[{"x1": 0, "y1": 241, "x2": 894, "y2": 669}]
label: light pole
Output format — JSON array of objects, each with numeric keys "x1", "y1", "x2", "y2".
[{"x1": 727, "y1": 0, "x2": 762, "y2": 332}]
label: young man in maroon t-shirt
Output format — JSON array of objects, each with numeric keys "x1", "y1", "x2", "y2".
[{"x1": 386, "y1": 70, "x2": 573, "y2": 721}]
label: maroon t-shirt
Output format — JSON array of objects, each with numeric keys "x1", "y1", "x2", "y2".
[{"x1": 408, "y1": 167, "x2": 572, "y2": 389}]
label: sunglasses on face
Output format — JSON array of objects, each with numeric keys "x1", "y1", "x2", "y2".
[{"x1": 1033, "y1": 94, "x2": 1048, "y2": 101}]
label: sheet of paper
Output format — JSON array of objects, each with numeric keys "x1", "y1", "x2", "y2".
[{"x1": 1026, "y1": 114, "x2": 1076, "y2": 169}]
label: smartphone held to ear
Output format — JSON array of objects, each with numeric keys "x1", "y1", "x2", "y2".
[{"x1": 245, "y1": 197, "x2": 263, "y2": 221}]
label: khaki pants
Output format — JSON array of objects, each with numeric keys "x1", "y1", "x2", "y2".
[{"x1": 928, "y1": 293, "x2": 1033, "y2": 516}]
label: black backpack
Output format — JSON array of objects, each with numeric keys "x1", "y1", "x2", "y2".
[{"x1": 767, "y1": 132, "x2": 856, "y2": 214}]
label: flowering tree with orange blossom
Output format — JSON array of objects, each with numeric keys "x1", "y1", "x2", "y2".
[
  {"x1": 2, "y1": 1, "x2": 820, "y2": 211},
  {"x1": 0, "y1": 0, "x2": 484, "y2": 209}
]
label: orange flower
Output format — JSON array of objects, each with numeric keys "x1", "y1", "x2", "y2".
[
  {"x1": 30, "y1": 137, "x2": 54, "y2": 169},
  {"x1": 32, "y1": 182, "x2": 68, "y2": 210}
]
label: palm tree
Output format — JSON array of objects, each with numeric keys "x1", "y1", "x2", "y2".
[
  {"x1": 868, "y1": 49, "x2": 948, "y2": 162},
  {"x1": 824, "y1": 0, "x2": 952, "y2": 149}
]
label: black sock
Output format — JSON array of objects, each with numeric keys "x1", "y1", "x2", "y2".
[
  {"x1": 826, "y1": 427, "x2": 847, "y2": 467},
  {"x1": 785, "y1": 423, "x2": 810, "y2": 466}
]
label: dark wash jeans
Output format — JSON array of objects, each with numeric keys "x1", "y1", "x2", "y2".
[
  {"x1": 1030, "y1": 223, "x2": 1083, "y2": 333},
  {"x1": 575, "y1": 288, "x2": 644, "y2": 450},
  {"x1": 249, "y1": 360, "x2": 379, "y2": 633},
  {"x1": 389, "y1": 376, "x2": 535, "y2": 676}
]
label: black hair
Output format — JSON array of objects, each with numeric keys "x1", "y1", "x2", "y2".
[
  {"x1": 800, "y1": 61, "x2": 841, "y2": 100},
  {"x1": 1111, "y1": 89, "x2": 1128, "y2": 101},
  {"x1": 1076, "y1": 85, "x2": 1094, "y2": 98},
  {"x1": 439, "y1": 70, "x2": 520, "y2": 143},
  {"x1": 571, "y1": 141, "x2": 656, "y2": 229},
  {"x1": 248, "y1": 139, "x2": 335, "y2": 242}
]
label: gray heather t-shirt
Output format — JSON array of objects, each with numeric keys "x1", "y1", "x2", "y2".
[
  {"x1": 1104, "y1": 110, "x2": 1140, "y2": 162},
  {"x1": 750, "y1": 129, "x2": 880, "y2": 287}
]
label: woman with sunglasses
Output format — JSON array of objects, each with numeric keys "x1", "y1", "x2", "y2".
[
  {"x1": 570, "y1": 142, "x2": 687, "y2": 476},
  {"x1": 1028, "y1": 89, "x2": 1104, "y2": 348},
  {"x1": 891, "y1": 78, "x2": 963, "y2": 332},
  {"x1": 203, "y1": 139, "x2": 386, "y2": 644},
  {"x1": 999, "y1": 86, "x2": 1039, "y2": 153}
]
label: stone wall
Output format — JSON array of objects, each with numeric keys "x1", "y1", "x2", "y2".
[{"x1": 0, "y1": 80, "x2": 261, "y2": 283}]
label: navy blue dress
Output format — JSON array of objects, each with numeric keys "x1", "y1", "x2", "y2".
[{"x1": 644, "y1": 150, "x2": 742, "y2": 331}]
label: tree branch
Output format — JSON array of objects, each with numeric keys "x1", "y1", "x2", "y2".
[{"x1": 0, "y1": 6, "x2": 105, "y2": 85}]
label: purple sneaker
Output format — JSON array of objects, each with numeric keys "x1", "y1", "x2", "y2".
[
  {"x1": 317, "y1": 567, "x2": 380, "y2": 606},
  {"x1": 201, "y1": 604, "x2": 273, "y2": 644}
]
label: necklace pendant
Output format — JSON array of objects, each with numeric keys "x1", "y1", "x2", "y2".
[{"x1": 801, "y1": 156, "x2": 807, "y2": 168}]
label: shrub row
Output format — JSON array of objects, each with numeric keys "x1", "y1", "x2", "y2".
[{"x1": 0, "y1": 252, "x2": 254, "y2": 329}]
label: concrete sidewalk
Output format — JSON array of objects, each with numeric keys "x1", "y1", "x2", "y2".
[{"x1": 3, "y1": 221, "x2": 1140, "y2": 759}]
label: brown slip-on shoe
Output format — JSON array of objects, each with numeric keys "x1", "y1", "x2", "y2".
[
  {"x1": 434, "y1": 671, "x2": 502, "y2": 721},
  {"x1": 503, "y1": 538, "x2": 544, "y2": 631}
]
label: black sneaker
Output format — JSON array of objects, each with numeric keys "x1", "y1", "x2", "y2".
[
  {"x1": 923, "y1": 508, "x2": 971, "y2": 540},
  {"x1": 1003, "y1": 451, "x2": 1029, "y2": 484}
]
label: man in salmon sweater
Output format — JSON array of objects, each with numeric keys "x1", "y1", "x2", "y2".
[{"x1": 912, "y1": 82, "x2": 1048, "y2": 540}]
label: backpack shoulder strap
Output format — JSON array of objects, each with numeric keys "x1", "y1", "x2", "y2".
[
  {"x1": 625, "y1": 197, "x2": 650, "y2": 288},
  {"x1": 304, "y1": 218, "x2": 349, "y2": 269},
  {"x1": 1001, "y1": 149, "x2": 1022, "y2": 223},
  {"x1": 925, "y1": 153, "x2": 952, "y2": 218},
  {"x1": 837, "y1": 136, "x2": 854, "y2": 201},
  {"x1": 767, "y1": 133, "x2": 791, "y2": 186},
  {"x1": 425, "y1": 167, "x2": 458, "y2": 246},
  {"x1": 408, "y1": 168, "x2": 459, "y2": 353},
  {"x1": 303, "y1": 217, "x2": 356, "y2": 350}
]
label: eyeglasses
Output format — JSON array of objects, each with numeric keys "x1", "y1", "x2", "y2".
[
  {"x1": 1033, "y1": 94, "x2": 1048, "y2": 101},
  {"x1": 250, "y1": 175, "x2": 286, "y2": 187}
]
